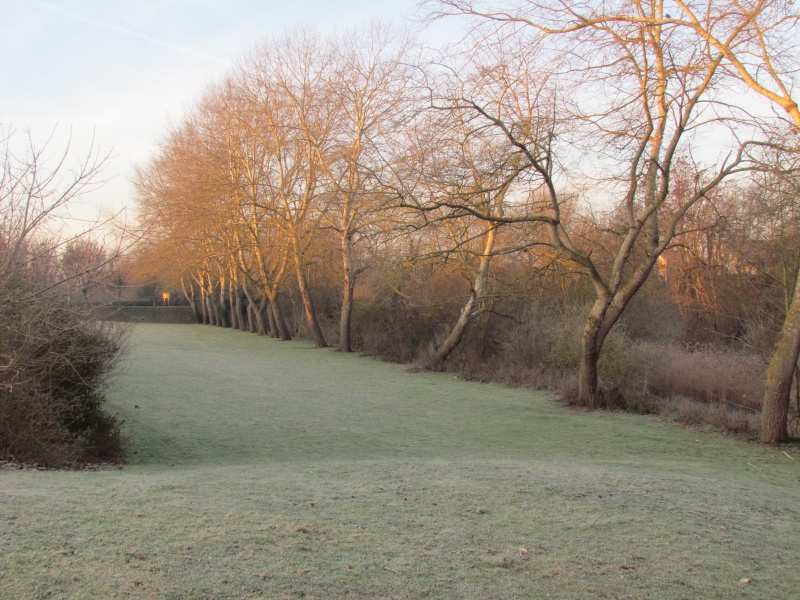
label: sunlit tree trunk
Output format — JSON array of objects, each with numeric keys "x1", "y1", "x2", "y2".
[
  {"x1": 181, "y1": 276, "x2": 202, "y2": 323},
  {"x1": 762, "y1": 276, "x2": 800, "y2": 442},
  {"x1": 292, "y1": 241, "x2": 327, "y2": 347},
  {"x1": 427, "y1": 226, "x2": 497, "y2": 368},
  {"x1": 242, "y1": 281, "x2": 266, "y2": 335},
  {"x1": 269, "y1": 293, "x2": 292, "y2": 341},
  {"x1": 339, "y1": 232, "x2": 356, "y2": 352}
]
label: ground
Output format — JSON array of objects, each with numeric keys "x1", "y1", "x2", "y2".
[{"x1": 1, "y1": 324, "x2": 798, "y2": 598}]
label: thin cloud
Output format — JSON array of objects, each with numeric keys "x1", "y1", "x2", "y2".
[{"x1": 25, "y1": 0, "x2": 231, "y2": 66}]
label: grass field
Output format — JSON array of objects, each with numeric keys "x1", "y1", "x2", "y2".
[{"x1": 2, "y1": 324, "x2": 799, "y2": 599}]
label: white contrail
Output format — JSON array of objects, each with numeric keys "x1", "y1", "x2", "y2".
[{"x1": 25, "y1": 0, "x2": 231, "y2": 66}]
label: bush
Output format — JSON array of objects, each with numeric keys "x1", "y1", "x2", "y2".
[
  {"x1": 0, "y1": 300, "x2": 128, "y2": 466},
  {"x1": 639, "y1": 342, "x2": 764, "y2": 411},
  {"x1": 351, "y1": 295, "x2": 443, "y2": 363},
  {"x1": 500, "y1": 303, "x2": 584, "y2": 371}
]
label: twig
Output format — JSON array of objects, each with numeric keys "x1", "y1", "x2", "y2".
[
  {"x1": 382, "y1": 566, "x2": 399, "y2": 574},
  {"x1": 783, "y1": 451, "x2": 795, "y2": 460}
]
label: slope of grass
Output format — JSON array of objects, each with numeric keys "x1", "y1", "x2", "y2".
[{"x1": 2, "y1": 323, "x2": 799, "y2": 599}]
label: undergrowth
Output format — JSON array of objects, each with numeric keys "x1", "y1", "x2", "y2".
[{"x1": 349, "y1": 298, "x2": 773, "y2": 439}]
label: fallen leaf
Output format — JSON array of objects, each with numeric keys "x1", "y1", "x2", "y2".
[
  {"x1": 255, "y1": 573, "x2": 266, "y2": 580},
  {"x1": 293, "y1": 525, "x2": 311, "y2": 533},
  {"x1": 739, "y1": 578, "x2": 751, "y2": 584}
]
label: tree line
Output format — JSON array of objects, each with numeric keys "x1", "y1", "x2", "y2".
[{"x1": 132, "y1": 1, "x2": 800, "y2": 443}]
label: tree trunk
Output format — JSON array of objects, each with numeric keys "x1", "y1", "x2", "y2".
[
  {"x1": 578, "y1": 298, "x2": 609, "y2": 409},
  {"x1": 428, "y1": 290, "x2": 477, "y2": 369},
  {"x1": 234, "y1": 293, "x2": 247, "y2": 331},
  {"x1": 761, "y1": 276, "x2": 800, "y2": 442},
  {"x1": 428, "y1": 226, "x2": 496, "y2": 368},
  {"x1": 229, "y1": 284, "x2": 239, "y2": 330},
  {"x1": 181, "y1": 278, "x2": 202, "y2": 323},
  {"x1": 270, "y1": 293, "x2": 292, "y2": 341},
  {"x1": 249, "y1": 302, "x2": 259, "y2": 333},
  {"x1": 339, "y1": 240, "x2": 355, "y2": 352},
  {"x1": 578, "y1": 334, "x2": 602, "y2": 410},
  {"x1": 205, "y1": 292, "x2": 216, "y2": 326},
  {"x1": 242, "y1": 282, "x2": 266, "y2": 335},
  {"x1": 213, "y1": 291, "x2": 225, "y2": 327},
  {"x1": 265, "y1": 298, "x2": 277, "y2": 337},
  {"x1": 244, "y1": 296, "x2": 255, "y2": 332},
  {"x1": 218, "y1": 280, "x2": 230, "y2": 328},
  {"x1": 293, "y1": 249, "x2": 327, "y2": 348},
  {"x1": 241, "y1": 295, "x2": 250, "y2": 331},
  {"x1": 198, "y1": 288, "x2": 208, "y2": 324}
]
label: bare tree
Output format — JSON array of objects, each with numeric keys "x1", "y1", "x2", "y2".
[
  {"x1": 235, "y1": 31, "x2": 338, "y2": 347},
  {"x1": 60, "y1": 238, "x2": 113, "y2": 302},
  {"x1": 660, "y1": 0, "x2": 800, "y2": 443},
  {"x1": 395, "y1": 48, "x2": 552, "y2": 367},
  {"x1": 315, "y1": 22, "x2": 415, "y2": 352},
  {"x1": 428, "y1": 1, "x2": 753, "y2": 407}
]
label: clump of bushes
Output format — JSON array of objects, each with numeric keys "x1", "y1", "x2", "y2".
[{"x1": 0, "y1": 296, "x2": 128, "y2": 467}]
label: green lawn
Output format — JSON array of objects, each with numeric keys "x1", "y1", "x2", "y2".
[{"x1": 2, "y1": 323, "x2": 799, "y2": 598}]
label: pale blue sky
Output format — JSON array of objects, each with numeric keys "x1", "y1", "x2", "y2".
[{"x1": 0, "y1": 0, "x2": 442, "y2": 226}]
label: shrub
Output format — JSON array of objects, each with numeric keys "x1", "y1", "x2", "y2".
[
  {"x1": 499, "y1": 303, "x2": 584, "y2": 371},
  {"x1": 664, "y1": 396, "x2": 760, "y2": 437},
  {"x1": 639, "y1": 342, "x2": 764, "y2": 411},
  {"x1": 0, "y1": 299, "x2": 128, "y2": 466},
  {"x1": 351, "y1": 295, "x2": 443, "y2": 363}
]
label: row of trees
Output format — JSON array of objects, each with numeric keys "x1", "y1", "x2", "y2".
[{"x1": 134, "y1": 1, "x2": 800, "y2": 442}]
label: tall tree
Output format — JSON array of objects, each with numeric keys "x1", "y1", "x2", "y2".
[
  {"x1": 318, "y1": 22, "x2": 414, "y2": 352},
  {"x1": 662, "y1": 0, "x2": 800, "y2": 443},
  {"x1": 396, "y1": 48, "x2": 548, "y2": 367},
  {"x1": 236, "y1": 30, "x2": 337, "y2": 347},
  {"x1": 430, "y1": 0, "x2": 752, "y2": 407}
]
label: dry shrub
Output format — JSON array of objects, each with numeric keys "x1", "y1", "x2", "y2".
[
  {"x1": 350, "y1": 296, "x2": 442, "y2": 363},
  {"x1": 474, "y1": 303, "x2": 764, "y2": 436},
  {"x1": 0, "y1": 301, "x2": 129, "y2": 466},
  {"x1": 639, "y1": 342, "x2": 765, "y2": 411},
  {"x1": 499, "y1": 303, "x2": 584, "y2": 371},
  {"x1": 740, "y1": 318, "x2": 781, "y2": 359},
  {"x1": 0, "y1": 129, "x2": 128, "y2": 466},
  {"x1": 664, "y1": 396, "x2": 760, "y2": 437},
  {"x1": 349, "y1": 273, "x2": 768, "y2": 437},
  {"x1": 496, "y1": 303, "x2": 647, "y2": 392}
]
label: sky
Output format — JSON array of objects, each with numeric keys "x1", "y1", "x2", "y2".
[{"x1": 0, "y1": 0, "x2": 445, "y2": 230}]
